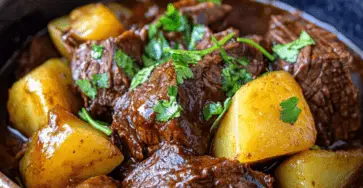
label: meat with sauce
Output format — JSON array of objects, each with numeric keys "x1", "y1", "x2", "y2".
[
  {"x1": 266, "y1": 14, "x2": 360, "y2": 146},
  {"x1": 71, "y1": 30, "x2": 144, "y2": 118},
  {"x1": 122, "y1": 143, "x2": 274, "y2": 188}
]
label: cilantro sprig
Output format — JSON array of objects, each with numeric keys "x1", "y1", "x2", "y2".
[
  {"x1": 237, "y1": 38, "x2": 275, "y2": 61},
  {"x1": 76, "y1": 79, "x2": 97, "y2": 99},
  {"x1": 91, "y1": 44, "x2": 104, "y2": 60},
  {"x1": 199, "y1": 0, "x2": 222, "y2": 5},
  {"x1": 130, "y1": 65, "x2": 157, "y2": 90},
  {"x1": 153, "y1": 86, "x2": 183, "y2": 122},
  {"x1": 188, "y1": 25, "x2": 206, "y2": 50},
  {"x1": 78, "y1": 108, "x2": 112, "y2": 136},
  {"x1": 92, "y1": 73, "x2": 109, "y2": 89},
  {"x1": 280, "y1": 96, "x2": 302, "y2": 124},
  {"x1": 272, "y1": 31, "x2": 315, "y2": 63},
  {"x1": 115, "y1": 49, "x2": 140, "y2": 78},
  {"x1": 203, "y1": 102, "x2": 223, "y2": 121},
  {"x1": 210, "y1": 97, "x2": 232, "y2": 132}
]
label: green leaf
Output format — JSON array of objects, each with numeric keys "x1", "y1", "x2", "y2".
[
  {"x1": 173, "y1": 61, "x2": 194, "y2": 84},
  {"x1": 76, "y1": 79, "x2": 97, "y2": 99},
  {"x1": 203, "y1": 102, "x2": 223, "y2": 121},
  {"x1": 78, "y1": 108, "x2": 112, "y2": 136},
  {"x1": 92, "y1": 73, "x2": 109, "y2": 89},
  {"x1": 188, "y1": 25, "x2": 205, "y2": 50},
  {"x1": 212, "y1": 36, "x2": 249, "y2": 66},
  {"x1": 198, "y1": 0, "x2": 222, "y2": 5},
  {"x1": 159, "y1": 4, "x2": 189, "y2": 32},
  {"x1": 272, "y1": 31, "x2": 315, "y2": 63},
  {"x1": 91, "y1": 44, "x2": 104, "y2": 60},
  {"x1": 210, "y1": 97, "x2": 232, "y2": 132},
  {"x1": 222, "y1": 64, "x2": 252, "y2": 97},
  {"x1": 153, "y1": 86, "x2": 183, "y2": 122},
  {"x1": 280, "y1": 96, "x2": 302, "y2": 124},
  {"x1": 145, "y1": 32, "x2": 170, "y2": 61},
  {"x1": 130, "y1": 65, "x2": 156, "y2": 90},
  {"x1": 148, "y1": 23, "x2": 160, "y2": 39},
  {"x1": 114, "y1": 49, "x2": 139, "y2": 78}
]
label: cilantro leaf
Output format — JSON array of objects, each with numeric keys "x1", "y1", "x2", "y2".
[
  {"x1": 280, "y1": 96, "x2": 302, "y2": 124},
  {"x1": 91, "y1": 44, "x2": 104, "y2": 60},
  {"x1": 145, "y1": 32, "x2": 170, "y2": 61},
  {"x1": 212, "y1": 36, "x2": 249, "y2": 66},
  {"x1": 153, "y1": 86, "x2": 183, "y2": 122},
  {"x1": 222, "y1": 63, "x2": 252, "y2": 97},
  {"x1": 148, "y1": 23, "x2": 160, "y2": 39},
  {"x1": 159, "y1": 4, "x2": 189, "y2": 32},
  {"x1": 173, "y1": 61, "x2": 194, "y2": 84},
  {"x1": 76, "y1": 79, "x2": 97, "y2": 99},
  {"x1": 92, "y1": 73, "x2": 109, "y2": 89},
  {"x1": 203, "y1": 102, "x2": 223, "y2": 121},
  {"x1": 199, "y1": 0, "x2": 222, "y2": 5},
  {"x1": 78, "y1": 108, "x2": 112, "y2": 136},
  {"x1": 188, "y1": 25, "x2": 205, "y2": 50},
  {"x1": 115, "y1": 49, "x2": 140, "y2": 78},
  {"x1": 272, "y1": 31, "x2": 315, "y2": 63},
  {"x1": 210, "y1": 97, "x2": 232, "y2": 132},
  {"x1": 130, "y1": 65, "x2": 156, "y2": 90},
  {"x1": 237, "y1": 37, "x2": 275, "y2": 62}
]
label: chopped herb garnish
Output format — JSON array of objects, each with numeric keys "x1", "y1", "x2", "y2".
[
  {"x1": 76, "y1": 79, "x2": 97, "y2": 99},
  {"x1": 159, "y1": 4, "x2": 189, "y2": 32},
  {"x1": 199, "y1": 0, "x2": 222, "y2": 5},
  {"x1": 145, "y1": 32, "x2": 170, "y2": 61},
  {"x1": 210, "y1": 97, "x2": 232, "y2": 132},
  {"x1": 91, "y1": 44, "x2": 104, "y2": 60},
  {"x1": 310, "y1": 145, "x2": 321, "y2": 150},
  {"x1": 272, "y1": 31, "x2": 315, "y2": 63},
  {"x1": 222, "y1": 64, "x2": 252, "y2": 97},
  {"x1": 164, "y1": 33, "x2": 235, "y2": 85},
  {"x1": 212, "y1": 36, "x2": 249, "y2": 66},
  {"x1": 78, "y1": 108, "x2": 112, "y2": 136},
  {"x1": 130, "y1": 65, "x2": 157, "y2": 90},
  {"x1": 115, "y1": 49, "x2": 140, "y2": 78},
  {"x1": 237, "y1": 37, "x2": 275, "y2": 62},
  {"x1": 148, "y1": 23, "x2": 160, "y2": 39},
  {"x1": 92, "y1": 73, "x2": 109, "y2": 89},
  {"x1": 280, "y1": 96, "x2": 302, "y2": 124},
  {"x1": 173, "y1": 61, "x2": 194, "y2": 84},
  {"x1": 203, "y1": 102, "x2": 223, "y2": 121},
  {"x1": 153, "y1": 86, "x2": 183, "y2": 122},
  {"x1": 188, "y1": 25, "x2": 206, "y2": 50}
]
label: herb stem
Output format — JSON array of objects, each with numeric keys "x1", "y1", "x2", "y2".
[
  {"x1": 237, "y1": 38, "x2": 275, "y2": 62},
  {"x1": 80, "y1": 108, "x2": 112, "y2": 136}
]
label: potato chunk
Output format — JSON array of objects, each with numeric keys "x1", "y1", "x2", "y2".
[
  {"x1": 48, "y1": 16, "x2": 72, "y2": 59},
  {"x1": 70, "y1": 3, "x2": 124, "y2": 41},
  {"x1": 7, "y1": 58, "x2": 81, "y2": 137},
  {"x1": 20, "y1": 107, "x2": 123, "y2": 188},
  {"x1": 275, "y1": 149, "x2": 363, "y2": 188},
  {"x1": 213, "y1": 71, "x2": 316, "y2": 163}
]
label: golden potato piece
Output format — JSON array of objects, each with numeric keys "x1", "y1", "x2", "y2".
[
  {"x1": 213, "y1": 71, "x2": 316, "y2": 163},
  {"x1": 7, "y1": 58, "x2": 81, "y2": 137},
  {"x1": 70, "y1": 3, "x2": 124, "y2": 41},
  {"x1": 48, "y1": 16, "x2": 72, "y2": 59},
  {"x1": 20, "y1": 107, "x2": 123, "y2": 188},
  {"x1": 275, "y1": 149, "x2": 363, "y2": 188}
]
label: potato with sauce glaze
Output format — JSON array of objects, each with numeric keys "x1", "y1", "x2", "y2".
[
  {"x1": 48, "y1": 16, "x2": 72, "y2": 59},
  {"x1": 19, "y1": 107, "x2": 123, "y2": 188},
  {"x1": 69, "y1": 3, "x2": 124, "y2": 41},
  {"x1": 275, "y1": 149, "x2": 363, "y2": 188},
  {"x1": 7, "y1": 58, "x2": 81, "y2": 137},
  {"x1": 213, "y1": 71, "x2": 317, "y2": 163}
]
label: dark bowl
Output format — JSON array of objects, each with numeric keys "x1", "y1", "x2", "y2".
[{"x1": 0, "y1": 0, "x2": 362, "y2": 187}]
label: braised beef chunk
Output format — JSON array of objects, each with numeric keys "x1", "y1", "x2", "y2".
[
  {"x1": 174, "y1": 0, "x2": 232, "y2": 26},
  {"x1": 71, "y1": 30, "x2": 144, "y2": 117},
  {"x1": 122, "y1": 143, "x2": 273, "y2": 188},
  {"x1": 267, "y1": 14, "x2": 360, "y2": 146}
]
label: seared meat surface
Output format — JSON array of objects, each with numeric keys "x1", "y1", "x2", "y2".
[
  {"x1": 122, "y1": 143, "x2": 274, "y2": 188},
  {"x1": 175, "y1": 0, "x2": 232, "y2": 25},
  {"x1": 71, "y1": 30, "x2": 144, "y2": 118},
  {"x1": 267, "y1": 14, "x2": 360, "y2": 146}
]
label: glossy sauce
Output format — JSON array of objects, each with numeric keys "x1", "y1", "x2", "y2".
[{"x1": 0, "y1": 0, "x2": 362, "y2": 183}]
